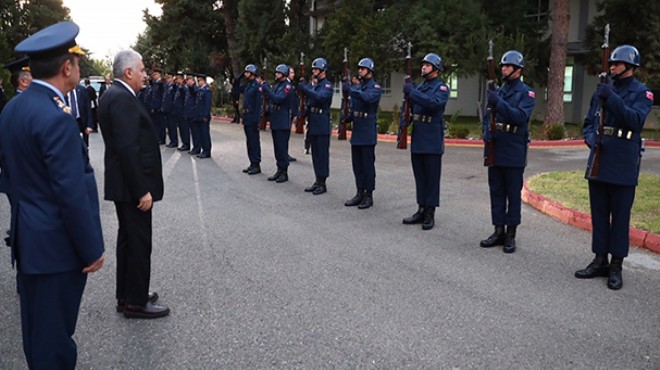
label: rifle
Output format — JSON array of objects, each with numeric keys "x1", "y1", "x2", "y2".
[
  {"x1": 259, "y1": 57, "x2": 268, "y2": 131},
  {"x1": 397, "y1": 42, "x2": 412, "y2": 150},
  {"x1": 338, "y1": 47, "x2": 349, "y2": 140},
  {"x1": 296, "y1": 52, "x2": 306, "y2": 134},
  {"x1": 484, "y1": 39, "x2": 497, "y2": 166},
  {"x1": 588, "y1": 23, "x2": 610, "y2": 178}
]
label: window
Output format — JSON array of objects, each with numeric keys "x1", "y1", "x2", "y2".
[
  {"x1": 563, "y1": 65, "x2": 574, "y2": 103},
  {"x1": 525, "y1": 0, "x2": 549, "y2": 22},
  {"x1": 379, "y1": 75, "x2": 391, "y2": 96},
  {"x1": 446, "y1": 73, "x2": 459, "y2": 99}
]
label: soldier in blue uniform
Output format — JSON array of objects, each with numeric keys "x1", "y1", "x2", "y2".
[
  {"x1": 193, "y1": 74, "x2": 213, "y2": 158},
  {"x1": 400, "y1": 53, "x2": 449, "y2": 230},
  {"x1": 261, "y1": 64, "x2": 296, "y2": 183},
  {"x1": 240, "y1": 64, "x2": 262, "y2": 174},
  {"x1": 342, "y1": 58, "x2": 382, "y2": 209},
  {"x1": 149, "y1": 69, "x2": 166, "y2": 144},
  {"x1": 575, "y1": 45, "x2": 653, "y2": 290},
  {"x1": 4, "y1": 57, "x2": 32, "y2": 95},
  {"x1": 0, "y1": 21, "x2": 105, "y2": 369},
  {"x1": 172, "y1": 72, "x2": 190, "y2": 151},
  {"x1": 287, "y1": 65, "x2": 298, "y2": 162},
  {"x1": 184, "y1": 75, "x2": 199, "y2": 155},
  {"x1": 479, "y1": 50, "x2": 536, "y2": 253},
  {"x1": 162, "y1": 72, "x2": 178, "y2": 148},
  {"x1": 298, "y1": 57, "x2": 334, "y2": 195}
]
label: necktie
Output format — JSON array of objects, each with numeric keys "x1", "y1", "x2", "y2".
[{"x1": 69, "y1": 90, "x2": 79, "y2": 118}]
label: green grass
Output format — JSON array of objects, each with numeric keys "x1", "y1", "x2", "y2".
[{"x1": 527, "y1": 171, "x2": 660, "y2": 234}]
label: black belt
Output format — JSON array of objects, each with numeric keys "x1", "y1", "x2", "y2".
[
  {"x1": 309, "y1": 107, "x2": 325, "y2": 114},
  {"x1": 412, "y1": 114, "x2": 432, "y2": 123},
  {"x1": 495, "y1": 122, "x2": 517, "y2": 133},
  {"x1": 353, "y1": 111, "x2": 374, "y2": 119},
  {"x1": 602, "y1": 126, "x2": 634, "y2": 140},
  {"x1": 270, "y1": 105, "x2": 282, "y2": 111}
]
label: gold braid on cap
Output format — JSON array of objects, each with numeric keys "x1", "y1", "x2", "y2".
[{"x1": 68, "y1": 45, "x2": 85, "y2": 56}]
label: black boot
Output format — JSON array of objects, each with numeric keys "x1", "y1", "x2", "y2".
[
  {"x1": 575, "y1": 254, "x2": 609, "y2": 279},
  {"x1": 503, "y1": 225, "x2": 517, "y2": 253},
  {"x1": 422, "y1": 207, "x2": 435, "y2": 230},
  {"x1": 275, "y1": 168, "x2": 288, "y2": 183},
  {"x1": 402, "y1": 207, "x2": 425, "y2": 224},
  {"x1": 305, "y1": 177, "x2": 320, "y2": 192},
  {"x1": 313, "y1": 177, "x2": 327, "y2": 195},
  {"x1": 345, "y1": 189, "x2": 364, "y2": 207},
  {"x1": 268, "y1": 169, "x2": 282, "y2": 181},
  {"x1": 480, "y1": 225, "x2": 505, "y2": 248},
  {"x1": 358, "y1": 190, "x2": 373, "y2": 209},
  {"x1": 242, "y1": 164, "x2": 252, "y2": 173},
  {"x1": 247, "y1": 164, "x2": 261, "y2": 175},
  {"x1": 607, "y1": 256, "x2": 623, "y2": 290}
]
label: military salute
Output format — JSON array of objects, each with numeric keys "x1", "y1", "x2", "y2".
[
  {"x1": 172, "y1": 72, "x2": 190, "y2": 151},
  {"x1": 149, "y1": 70, "x2": 166, "y2": 144},
  {"x1": 184, "y1": 74, "x2": 199, "y2": 154},
  {"x1": 401, "y1": 53, "x2": 449, "y2": 230},
  {"x1": 298, "y1": 58, "x2": 334, "y2": 195},
  {"x1": 162, "y1": 72, "x2": 178, "y2": 148},
  {"x1": 575, "y1": 45, "x2": 653, "y2": 290},
  {"x1": 479, "y1": 51, "x2": 536, "y2": 254},
  {"x1": 261, "y1": 64, "x2": 296, "y2": 183},
  {"x1": 193, "y1": 73, "x2": 213, "y2": 158},
  {"x1": 342, "y1": 58, "x2": 382, "y2": 209},
  {"x1": 239, "y1": 64, "x2": 263, "y2": 174}
]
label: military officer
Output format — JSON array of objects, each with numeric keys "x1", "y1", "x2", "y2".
[
  {"x1": 193, "y1": 74, "x2": 213, "y2": 158},
  {"x1": 479, "y1": 50, "x2": 536, "y2": 253},
  {"x1": 0, "y1": 21, "x2": 105, "y2": 369},
  {"x1": 342, "y1": 58, "x2": 382, "y2": 209},
  {"x1": 162, "y1": 72, "x2": 177, "y2": 148},
  {"x1": 260, "y1": 64, "x2": 296, "y2": 183},
  {"x1": 172, "y1": 72, "x2": 190, "y2": 151},
  {"x1": 4, "y1": 57, "x2": 32, "y2": 94},
  {"x1": 401, "y1": 53, "x2": 449, "y2": 230},
  {"x1": 184, "y1": 75, "x2": 199, "y2": 155},
  {"x1": 149, "y1": 69, "x2": 166, "y2": 144},
  {"x1": 298, "y1": 58, "x2": 334, "y2": 195},
  {"x1": 575, "y1": 45, "x2": 653, "y2": 290},
  {"x1": 240, "y1": 64, "x2": 262, "y2": 174}
]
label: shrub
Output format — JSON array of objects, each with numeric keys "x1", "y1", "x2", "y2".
[{"x1": 544, "y1": 123, "x2": 565, "y2": 140}]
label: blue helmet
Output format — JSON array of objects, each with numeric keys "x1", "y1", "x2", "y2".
[
  {"x1": 244, "y1": 64, "x2": 259, "y2": 75},
  {"x1": 499, "y1": 50, "x2": 525, "y2": 68},
  {"x1": 357, "y1": 58, "x2": 375, "y2": 73},
  {"x1": 311, "y1": 58, "x2": 328, "y2": 71},
  {"x1": 422, "y1": 53, "x2": 443, "y2": 71},
  {"x1": 274, "y1": 64, "x2": 289, "y2": 76},
  {"x1": 609, "y1": 45, "x2": 640, "y2": 67}
]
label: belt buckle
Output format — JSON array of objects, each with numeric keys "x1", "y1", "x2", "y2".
[
  {"x1": 495, "y1": 123, "x2": 504, "y2": 131},
  {"x1": 603, "y1": 126, "x2": 614, "y2": 136}
]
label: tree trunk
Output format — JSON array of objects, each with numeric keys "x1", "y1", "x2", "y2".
[
  {"x1": 222, "y1": 0, "x2": 241, "y2": 78},
  {"x1": 544, "y1": 0, "x2": 570, "y2": 127}
]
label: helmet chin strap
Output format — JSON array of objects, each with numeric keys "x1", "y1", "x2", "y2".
[
  {"x1": 610, "y1": 64, "x2": 633, "y2": 80},
  {"x1": 502, "y1": 66, "x2": 520, "y2": 82},
  {"x1": 422, "y1": 67, "x2": 436, "y2": 78}
]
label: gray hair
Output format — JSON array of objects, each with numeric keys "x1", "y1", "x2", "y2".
[{"x1": 112, "y1": 49, "x2": 142, "y2": 78}]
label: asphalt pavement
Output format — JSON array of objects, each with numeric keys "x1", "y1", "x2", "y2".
[{"x1": 1, "y1": 120, "x2": 659, "y2": 369}]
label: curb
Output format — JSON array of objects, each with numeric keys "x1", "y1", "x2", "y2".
[
  {"x1": 521, "y1": 175, "x2": 660, "y2": 254},
  {"x1": 211, "y1": 116, "x2": 660, "y2": 149}
]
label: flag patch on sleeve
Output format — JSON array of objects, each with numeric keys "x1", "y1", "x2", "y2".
[
  {"x1": 285, "y1": 85, "x2": 291, "y2": 93},
  {"x1": 646, "y1": 91, "x2": 654, "y2": 101},
  {"x1": 325, "y1": 83, "x2": 332, "y2": 89},
  {"x1": 440, "y1": 85, "x2": 448, "y2": 91},
  {"x1": 375, "y1": 84, "x2": 381, "y2": 89},
  {"x1": 528, "y1": 91, "x2": 536, "y2": 98}
]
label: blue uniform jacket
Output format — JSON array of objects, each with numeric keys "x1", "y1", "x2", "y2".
[
  {"x1": 241, "y1": 79, "x2": 262, "y2": 126},
  {"x1": 173, "y1": 84, "x2": 185, "y2": 116},
  {"x1": 262, "y1": 80, "x2": 295, "y2": 130},
  {"x1": 193, "y1": 84, "x2": 212, "y2": 121},
  {"x1": 289, "y1": 79, "x2": 299, "y2": 119},
  {"x1": 349, "y1": 78, "x2": 382, "y2": 146},
  {"x1": 184, "y1": 85, "x2": 197, "y2": 120},
  {"x1": 161, "y1": 82, "x2": 175, "y2": 113},
  {"x1": 583, "y1": 76, "x2": 653, "y2": 186},
  {"x1": 481, "y1": 78, "x2": 536, "y2": 167},
  {"x1": 408, "y1": 77, "x2": 449, "y2": 154},
  {"x1": 149, "y1": 79, "x2": 164, "y2": 111},
  {"x1": 0, "y1": 82, "x2": 104, "y2": 273},
  {"x1": 302, "y1": 77, "x2": 333, "y2": 135}
]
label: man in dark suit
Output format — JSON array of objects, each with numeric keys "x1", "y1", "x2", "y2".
[
  {"x1": 84, "y1": 78, "x2": 99, "y2": 131},
  {"x1": 98, "y1": 48, "x2": 169, "y2": 319},
  {"x1": 98, "y1": 74, "x2": 111, "y2": 98},
  {"x1": 0, "y1": 21, "x2": 105, "y2": 369},
  {"x1": 67, "y1": 80, "x2": 93, "y2": 146}
]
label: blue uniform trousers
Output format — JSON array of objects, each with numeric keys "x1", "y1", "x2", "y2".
[
  {"x1": 411, "y1": 153, "x2": 442, "y2": 207},
  {"x1": 310, "y1": 134, "x2": 330, "y2": 178},
  {"x1": 588, "y1": 181, "x2": 636, "y2": 258},
  {"x1": 190, "y1": 120, "x2": 202, "y2": 153},
  {"x1": 18, "y1": 269, "x2": 87, "y2": 370},
  {"x1": 351, "y1": 145, "x2": 376, "y2": 191},
  {"x1": 173, "y1": 114, "x2": 189, "y2": 149},
  {"x1": 488, "y1": 166, "x2": 524, "y2": 225},
  {"x1": 198, "y1": 120, "x2": 212, "y2": 154},
  {"x1": 244, "y1": 125, "x2": 261, "y2": 165},
  {"x1": 272, "y1": 129, "x2": 290, "y2": 169},
  {"x1": 165, "y1": 113, "x2": 178, "y2": 146},
  {"x1": 150, "y1": 112, "x2": 166, "y2": 144}
]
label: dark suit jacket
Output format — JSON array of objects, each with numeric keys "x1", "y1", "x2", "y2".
[
  {"x1": 0, "y1": 82, "x2": 104, "y2": 272},
  {"x1": 98, "y1": 81, "x2": 164, "y2": 203},
  {"x1": 70, "y1": 84, "x2": 93, "y2": 132}
]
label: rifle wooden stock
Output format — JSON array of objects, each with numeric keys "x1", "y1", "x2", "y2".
[
  {"x1": 296, "y1": 54, "x2": 306, "y2": 134},
  {"x1": 484, "y1": 53, "x2": 496, "y2": 166},
  {"x1": 259, "y1": 60, "x2": 268, "y2": 131},
  {"x1": 588, "y1": 25, "x2": 611, "y2": 178},
  {"x1": 397, "y1": 44, "x2": 412, "y2": 150},
  {"x1": 338, "y1": 53, "x2": 349, "y2": 141}
]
